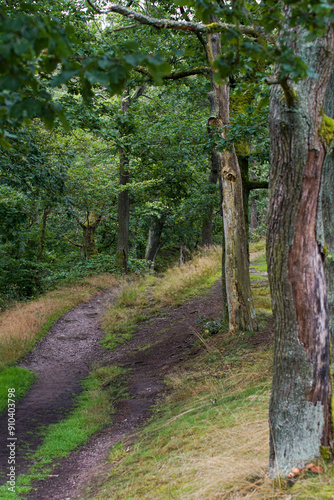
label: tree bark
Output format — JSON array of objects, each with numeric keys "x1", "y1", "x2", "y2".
[
  {"x1": 36, "y1": 206, "x2": 51, "y2": 264},
  {"x1": 267, "y1": 25, "x2": 334, "y2": 476},
  {"x1": 145, "y1": 216, "x2": 164, "y2": 264},
  {"x1": 207, "y1": 28, "x2": 257, "y2": 333},
  {"x1": 202, "y1": 89, "x2": 219, "y2": 247},
  {"x1": 79, "y1": 212, "x2": 102, "y2": 260},
  {"x1": 250, "y1": 196, "x2": 258, "y2": 231},
  {"x1": 115, "y1": 94, "x2": 130, "y2": 272},
  {"x1": 318, "y1": 66, "x2": 334, "y2": 427}
]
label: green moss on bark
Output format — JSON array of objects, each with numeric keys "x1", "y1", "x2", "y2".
[{"x1": 319, "y1": 113, "x2": 334, "y2": 146}]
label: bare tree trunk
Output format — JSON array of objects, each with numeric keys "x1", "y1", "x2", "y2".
[
  {"x1": 202, "y1": 89, "x2": 219, "y2": 247},
  {"x1": 180, "y1": 243, "x2": 185, "y2": 266},
  {"x1": 36, "y1": 206, "x2": 51, "y2": 264},
  {"x1": 267, "y1": 25, "x2": 334, "y2": 476},
  {"x1": 250, "y1": 196, "x2": 258, "y2": 231},
  {"x1": 115, "y1": 94, "x2": 130, "y2": 272},
  {"x1": 207, "y1": 28, "x2": 257, "y2": 333},
  {"x1": 145, "y1": 217, "x2": 164, "y2": 264}
]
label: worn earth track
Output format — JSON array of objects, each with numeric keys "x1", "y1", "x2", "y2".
[
  {"x1": 0, "y1": 287, "x2": 120, "y2": 487},
  {"x1": 1, "y1": 281, "x2": 222, "y2": 499}
]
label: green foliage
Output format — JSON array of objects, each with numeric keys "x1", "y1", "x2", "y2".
[{"x1": 196, "y1": 315, "x2": 222, "y2": 336}]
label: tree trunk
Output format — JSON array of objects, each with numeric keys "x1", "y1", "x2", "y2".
[
  {"x1": 267, "y1": 26, "x2": 334, "y2": 476},
  {"x1": 36, "y1": 206, "x2": 51, "y2": 264},
  {"x1": 207, "y1": 28, "x2": 257, "y2": 333},
  {"x1": 250, "y1": 196, "x2": 258, "y2": 232},
  {"x1": 145, "y1": 217, "x2": 164, "y2": 264},
  {"x1": 202, "y1": 89, "x2": 219, "y2": 247},
  {"x1": 318, "y1": 66, "x2": 334, "y2": 425},
  {"x1": 81, "y1": 212, "x2": 101, "y2": 260},
  {"x1": 115, "y1": 94, "x2": 130, "y2": 272}
]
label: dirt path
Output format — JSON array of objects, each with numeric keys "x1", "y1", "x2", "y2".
[
  {"x1": 0, "y1": 287, "x2": 120, "y2": 486},
  {"x1": 0, "y1": 281, "x2": 222, "y2": 499}
]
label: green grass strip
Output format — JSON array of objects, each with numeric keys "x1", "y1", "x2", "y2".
[
  {"x1": 0, "y1": 367, "x2": 36, "y2": 415},
  {"x1": 0, "y1": 364, "x2": 127, "y2": 499}
]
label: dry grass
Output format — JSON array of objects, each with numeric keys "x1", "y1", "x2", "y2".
[
  {"x1": 96, "y1": 341, "x2": 273, "y2": 500},
  {"x1": 153, "y1": 246, "x2": 222, "y2": 307},
  {"x1": 102, "y1": 247, "x2": 222, "y2": 349},
  {"x1": 0, "y1": 275, "x2": 119, "y2": 370}
]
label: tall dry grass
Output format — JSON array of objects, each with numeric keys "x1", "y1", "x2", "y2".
[
  {"x1": 153, "y1": 245, "x2": 222, "y2": 306},
  {"x1": 102, "y1": 247, "x2": 222, "y2": 348},
  {"x1": 0, "y1": 275, "x2": 119, "y2": 370}
]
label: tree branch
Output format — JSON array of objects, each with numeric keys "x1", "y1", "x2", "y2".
[
  {"x1": 86, "y1": 0, "x2": 261, "y2": 37},
  {"x1": 64, "y1": 235, "x2": 83, "y2": 248},
  {"x1": 266, "y1": 76, "x2": 297, "y2": 108},
  {"x1": 134, "y1": 66, "x2": 210, "y2": 81},
  {"x1": 113, "y1": 23, "x2": 139, "y2": 31},
  {"x1": 246, "y1": 180, "x2": 269, "y2": 191}
]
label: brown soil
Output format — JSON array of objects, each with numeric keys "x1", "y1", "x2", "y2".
[{"x1": 0, "y1": 281, "x2": 223, "y2": 499}]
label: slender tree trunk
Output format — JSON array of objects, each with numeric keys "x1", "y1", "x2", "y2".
[
  {"x1": 36, "y1": 206, "x2": 51, "y2": 264},
  {"x1": 207, "y1": 28, "x2": 257, "y2": 333},
  {"x1": 145, "y1": 217, "x2": 164, "y2": 263},
  {"x1": 250, "y1": 196, "x2": 258, "y2": 232},
  {"x1": 115, "y1": 95, "x2": 130, "y2": 272},
  {"x1": 202, "y1": 89, "x2": 219, "y2": 247},
  {"x1": 267, "y1": 25, "x2": 334, "y2": 476}
]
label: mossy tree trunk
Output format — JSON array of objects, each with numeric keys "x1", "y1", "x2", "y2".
[
  {"x1": 267, "y1": 25, "x2": 334, "y2": 476},
  {"x1": 207, "y1": 27, "x2": 257, "y2": 333},
  {"x1": 79, "y1": 212, "x2": 102, "y2": 260},
  {"x1": 318, "y1": 66, "x2": 334, "y2": 427}
]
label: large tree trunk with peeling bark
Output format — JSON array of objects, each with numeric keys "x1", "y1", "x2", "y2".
[
  {"x1": 207, "y1": 29, "x2": 257, "y2": 333},
  {"x1": 267, "y1": 26, "x2": 334, "y2": 476}
]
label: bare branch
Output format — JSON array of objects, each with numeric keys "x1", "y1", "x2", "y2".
[
  {"x1": 64, "y1": 235, "x2": 83, "y2": 248},
  {"x1": 86, "y1": 0, "x2": 261, "y2": 37},
  {"x1": 134, "y1": 66, "x2": 210, "y2": 81},
  {"x1": 113, "y1": 23, "x2": 139, "y2": 31}
]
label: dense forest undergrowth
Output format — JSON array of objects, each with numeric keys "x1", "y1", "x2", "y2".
[{"x1": 0, "y1": 243, "x2": 332, "y2": 499}]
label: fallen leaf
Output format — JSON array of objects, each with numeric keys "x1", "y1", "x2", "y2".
[
  {"x1": 306, "y1": 464, "x2": 323, "y2": 474},
  {"x1": 291, "y1": 468, "x2": 301, "y2": 475},
  {"x1": 288, "y1": 467, "x2": 301, "y2": 479}
]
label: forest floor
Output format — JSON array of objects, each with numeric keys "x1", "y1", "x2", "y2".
[{"x1": 0, "y1": 268, "x2": 223, "y2": 499}]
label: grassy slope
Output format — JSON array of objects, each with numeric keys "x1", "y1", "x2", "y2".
[
  {"x1": 91, "y1": 242, "x2": 334, "y2": 500},
  {"x1": 102, "y1": 246, "x2": 222, "y2": 349}
]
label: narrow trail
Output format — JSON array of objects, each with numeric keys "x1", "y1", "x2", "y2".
[
  {"x1": 0, "y1": 281, "x2": 222, "y2": 499},
  {"x1": 0, "y1": 287, "x2": 120, "y2": 486}
]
